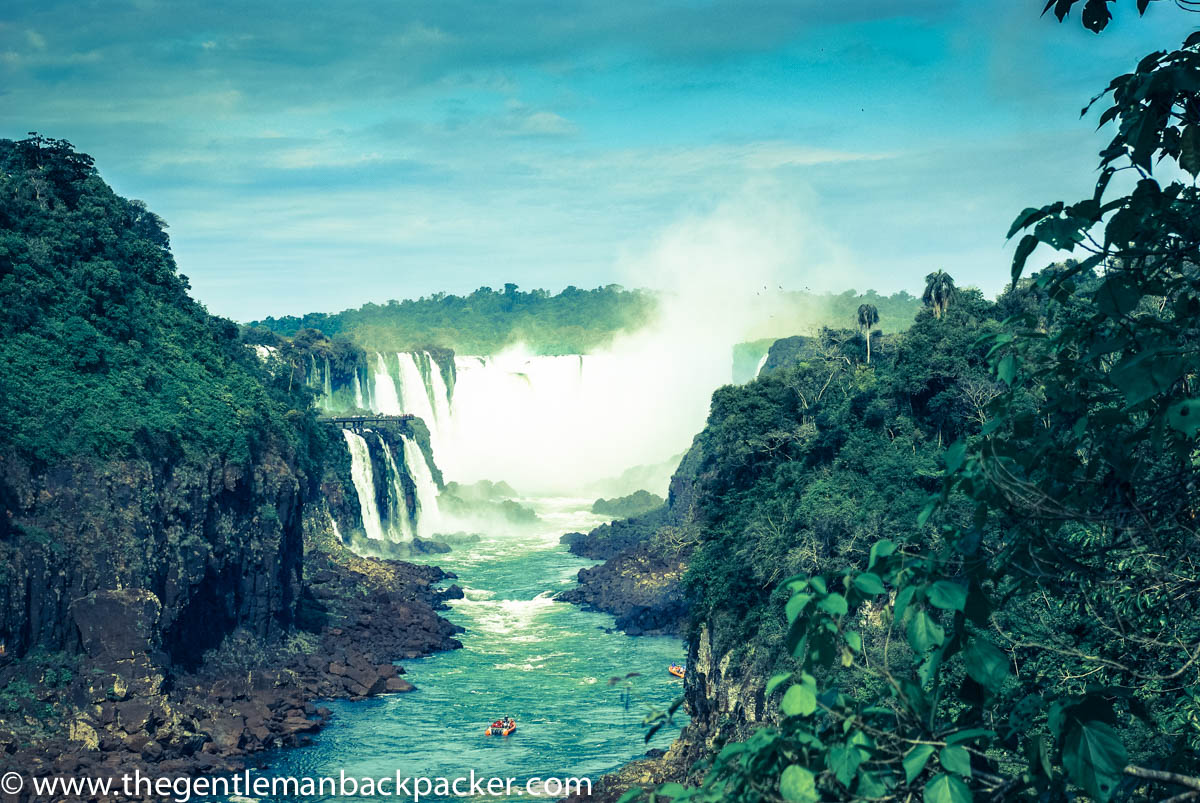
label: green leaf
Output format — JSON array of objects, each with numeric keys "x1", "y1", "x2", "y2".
[
  {"x1": 786, "y1": 593, "x2": 813, "y2": 625},
  {"x1": 1094, "y1": 273, "x2": 1142, "y2": 318},
  {"x1": 655, "y1": 782, "x2": 687, "y2": 800},
  {"x1": 855, "y1": 770, "x2": 889, "y2": 798},
  {"x1": 1166, "y1": 399, "x2": 1200, "y2": 437},
  {"x1": 616, "y1": 788, "x2": 644, "y2": 803},
  {"x1": 1184, "y1": 126, "x2": 1200, "y2": 177},
  {"x1": 924, "y1": 773, "x2": 972, "y2": 803},
  {"x1": 1007, "y1": 206, "x2": 1048, "y2": 239},
  {"x1": 1081, "y1": 0, "x2": 1112, "y2": 32},
  {"x1": 963, "y1": 638, "x2": 1011, "y2": 691},
  {"x1": 1012, "y1": 234, "x2": 1039, "y2": 283},
  {"x1": 928, "y1": 581, "x2": 967, "y2": 612},
  {"x1": 780, "y1": 765, "x2": 818, "y2": 803},
  {"x1": 845, "y1": 631, "x2": 863, "y2": 653},
  {"x1": 868, "y1": 539, "x2": 896, "y2": 569},
  {"x1": 894, "y1": 585, "x2": 916, "y2": 621},
  {"x1": 907, "y1": 610, "x2": 945, "y2": 653},
  {"x1": 997, "y1": 353, "x2": 1017, "y2": 386},
  {"x1": 945, "y1": 728, "x2": 996, "y2": 746},
  {"x1": 1062, "y1": 720, "x2": 1128, "y2": 802},
  {"x1": 817, "y1": 593, "x2": 848, "y2": 617},
  {"x1": 766, "y1": 673, "x2": 791, "y2": 698},
  {"x1": 829, "y1": 743, "x2": 864, "y2": 788},
  {"x1": 854, "y1": 572, "x2": 885, "y2": 595},
  {"x1": 1110, "y1": 350, "x2": 1183, "y2": 406},
  {"x1": 943, "y1": 439, "x2": 967, "y2": 473},
  {"x1": 939, "y1": 745, "x2": 972, "y2": 778},
  {"x1": 781, "y1": 684, "x2": 817, "y2": 717},
  {"x1": 903, "y1": 744, "x2": 936, "y2": 784}
]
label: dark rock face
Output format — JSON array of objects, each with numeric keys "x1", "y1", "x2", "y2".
[
  {"x1": 560, "y1": 510, "x2": 663, "y2": 561},
  {"x1": 71, "y1": 590, "x2": 163, "y2": 662},
  {"x1": 590, "y1": 489, "x2": 665, "y2": 519},
  {"x1": 0, "y1": 527, "x2": 463, "y2": 801},
  {"x1": 0, "y1": 441, "x2": 304, "y2": 668},
  {"x1": 557, "y1": 549, "x2": 687, "y2": 636}
]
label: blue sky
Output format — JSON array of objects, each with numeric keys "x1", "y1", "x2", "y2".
[{"x1": 1, "y1": 1, "x2": 1197, "y2": 321}]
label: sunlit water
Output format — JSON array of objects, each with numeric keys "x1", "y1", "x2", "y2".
[{"x1": 256, "y1": 498, "x2": 687, "y2": 801}]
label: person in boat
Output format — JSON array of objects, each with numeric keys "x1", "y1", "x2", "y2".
[{"x1": 491, "y1": 718, "x2": 505, "y2": 729}]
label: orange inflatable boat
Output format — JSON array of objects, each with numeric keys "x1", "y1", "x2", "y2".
[
  {"x1": 668, "y1": 664, "x2": 685, "y2": 678},
  {"x1": 485, "y1": 720, "x2": 517, "y2": 736}
]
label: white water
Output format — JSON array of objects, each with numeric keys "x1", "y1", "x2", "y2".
[
  {"x1": 372, "y1": 353, "x2": 402, "y2": 415},
  {"x1": 400, "y1": 433, "x2": 442, "y2": 537},
  {"x1": 378, "y1": 435, "x2": 416, "y2": 541},
  {"x1": 353, "y1": 369, "x2": 364, "y2": 410},
  {"x1": 342, "y1": 430, "x2": 385, "y2": 542},
  {"x1": 428, "y1": 357, "x2": 452, "y2": 423},
  {"x1": 396, "y1": 352, "x2": 439, "y2": 431},
  {"x1": 357, "y1": 347, "x2": 706, "y2": 494},
  {"x1": 754, "y1": 351, "x2": 769, "y2": 379}
]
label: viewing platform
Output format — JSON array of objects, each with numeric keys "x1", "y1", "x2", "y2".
[{"x1": 318, "y1": 414, "x2": 415, "y2": 433}]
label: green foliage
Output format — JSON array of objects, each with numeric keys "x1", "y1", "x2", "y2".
[
  {"x1": 249, "y1": 283, "x2": 658, "y2": 355},
  {"x1": 640, "y1": 22, "x2": 1200, "y2": 803},
  {"x1": 0, "y1": 136, "x2": 327, "y2": 473},
  {"x1": 1040, "y1": 0, "x2": 1160, "y2": 34}
]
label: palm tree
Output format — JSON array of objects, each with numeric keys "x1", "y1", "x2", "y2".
[
  {"x1": 922, "y1": 270, "x2": 958, "y2": 319},
  {"x1": 857, "y1": 303, "x2": 879, "y2": 364}
]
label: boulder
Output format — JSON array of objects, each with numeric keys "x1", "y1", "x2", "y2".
[{"x1": 71, "y1": 590, "x2": 163, "y2": 661}]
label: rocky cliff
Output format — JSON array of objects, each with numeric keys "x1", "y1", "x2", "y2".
[{"x1": 556, "y1": 440, "x2": 704, "y2": 636}]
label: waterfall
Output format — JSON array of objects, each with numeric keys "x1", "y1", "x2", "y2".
[
  {"x1": 377, "y1": 435, "x2": 416, "y2": 541},
  {"x1": 342, "y1": 430, "x2": 385, "y2": 541},
  {"x1": 397, "y1": 352, "x2": 438, "y2": 424},
  {"x1": 400, "y1": 434, "x2": 441, "y2": 537},
  {"x1": 373, "y1": 352, "x2": 402, "y2": 415},
  {"x1": 353, "y1": 368, "x2": 364, "y2": 410},
  {"x1": 323, "y1": 356, "x2": 333, "y2": 400},
  {"x1": 427, "y1": 353, "x2": 452, "y2": 423},
  {"x1": 754, "y1": 352, "x2": 769, "y2": 379}
]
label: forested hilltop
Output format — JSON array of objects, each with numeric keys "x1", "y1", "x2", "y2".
[
  {"x1": 0, "y1": 135, "x2": 328, "y2": 470},
  {"x1": 248, "y1": 284, "x2": 658, "y2": 355},
  {"x1": 0, "y1": 135, "x2": 464, "y2": 783},
  {"x1": 250, "y1": 286, "x2": 923, "y2": 357}
]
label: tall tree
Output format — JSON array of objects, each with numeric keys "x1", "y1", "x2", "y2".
[
  {"x1": 921, "y1": 270, "x2": 957, "y2": 319},
  {"x1": 855, "y1": 303, "x2": 879, "y2": 363}
]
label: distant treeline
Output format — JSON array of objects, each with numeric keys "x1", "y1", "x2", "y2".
[
  {"x1": 250, "y1": 286, "x2": 925, "y2": 357},
  {"x1": 247, "y1": 284, "x2": 658, "y2": 356},
  {"x1": 772, "y1": 288, "x2": 922, "y2": 334}
]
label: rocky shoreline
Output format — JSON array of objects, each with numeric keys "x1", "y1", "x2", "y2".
[{"x1": 0, "y1": 531, "x2": 463, "y2": 802}]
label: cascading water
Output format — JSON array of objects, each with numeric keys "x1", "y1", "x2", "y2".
[
  {"x1": 342, "y1": 430, "x2": 385, "y2": 542},
  {"x1": 353, "y1": 368, "x2": 364, "y2": 410},
  {"x1": 753, "y1": 351, "x2": 769, "y2": 379},
  {"x1": 428, "y1": 356, "x2": 452, "y2": 423},
  {"x1": 397, "y1": 352, "x2": 438, "y2": 425},
  {"x1": 323, "y1": 356, "x2": 333, "y2": 400},
  {"x1": 378, "y1": 435, "x2": 416, "y2": 542},
  {"x1": 353, "y1": 348, "x2": 699, "y2": 494},
  {"x1": 373, "y1": 352, "x2": 402, "y2": 415},
  {"x1": 400, "y1": 433, "x2": 441, "y2": 537}
]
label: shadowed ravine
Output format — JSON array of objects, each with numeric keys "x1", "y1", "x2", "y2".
[{"x1": 259, "y1": 497, "x2": 687, "y2": 801}]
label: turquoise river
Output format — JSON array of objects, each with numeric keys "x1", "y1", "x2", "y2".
[{"x1": 258, "y1": 496, "x2": 687, "y2": 801}]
